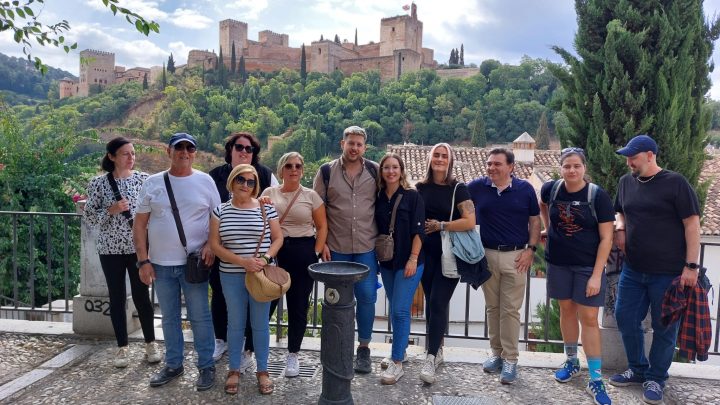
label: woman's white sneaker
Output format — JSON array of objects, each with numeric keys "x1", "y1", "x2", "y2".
[
  {"x1": 145, "y1": 342, "x2": 163, "y2": 364},
  {"x1": 419, "y1": 354, "x2": 437, "y2": 384},
  {"x1": 380, "y1": 352, "x2": 409, "y2": 369},
  {"x1": 212, "y1": 339, "x2": 227, "y2": 361},
  {"x1": 113, "y1": 346, "x2": 129, "y2": 368},
  {"x1": 380, "y1": 362, "x2": 404, "y2": 385},
  {"x1": 239, "y1": 350, "x2": 256, "y2": 374},
  {"x1": 285, "y1": 352, "x2": 300, "y2": 377}
]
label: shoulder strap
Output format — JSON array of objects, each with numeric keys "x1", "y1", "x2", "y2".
[
  {"x1": 587, "y1": 183, "x2": 598, "y2": 222},
  {"x1": 364, "y1": 160, "x2": 377, "y2": 180},
  {"x1": 279, "y1": 188, "x2": 303, "y2": 224},
  {"x1": 387, "y1": 194, "x2": 404, "y2": 235},
  {"x1": 321, "y1": 163, "x2": 331, "y2": 204},
  {"x1": 253, "y1": 203, "x2": 268, "y2": 257},
  {"x1": 549, "y1": 179, "x2": 563, "y2": 206},
  {"x1": 448, "y1": 182, "x2": 460, "y2": 221},
  {"x1": 107, "y1": 172, "x2": 134, "y2": 227},
  {"x1": 163, "y1": 172, "x2": 187, "y2": 253}
]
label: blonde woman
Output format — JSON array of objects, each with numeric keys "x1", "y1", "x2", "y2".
[
  {"x1": 260, "y1": 152, "x2": 327, "y2": 377},
  {"x1": 209, "y1": 164, "x2": 283, "y2": 395}
]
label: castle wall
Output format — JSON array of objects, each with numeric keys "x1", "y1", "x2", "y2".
[
  {"x1": 356, "y1": 43, "x2": 380, "y2": 58},
  {"x1": 78, "y1": 49, "x2": 115, "y2": 97},
  {"x1": 338, "y1": 55, "x2": 395, "y2": 80},
  {"x1": 379, "y1": 15, "x2": 423, "y2": 57},
  {"x1": 58, "y1": 79, "x2": 77, "y2": 99},
  {"x1": 219, "y1": 19, "x2": 248, "y2": 56},
  {"x1": 435, "y1": 67, "x2": 481, "y2": 79},
  {"x1": 421, "y1": 48, "x2": 435, "y2": 67},
  {"x1": 394, "y1": 49, "x2": 422, "y2": 78},
  {"x1": 116, "y1": 67, "x2": 151, "y2": 84},
  {"x1": 187, "y1": 50, "x2": 217, "y2": 70},
  {"x1": 258, "y1": 30, "x2": 289, "y2": 47},
  {"x1": 309, "y1": 40, "x2": 359, "y2": 74}
]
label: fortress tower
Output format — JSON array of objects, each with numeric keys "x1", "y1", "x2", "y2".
[
  {"x1": 379, "y1": 3, "x2": 422, "y2": 57},
  {"x1": 219, "y1": 19, "x2": 248, "y2": 56},
  {"x1": 78, "y1": 49, "x2": 115, "y2": 97}
]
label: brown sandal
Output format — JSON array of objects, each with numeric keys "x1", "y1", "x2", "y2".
[
  {"x1": 225, "y1": 370, "x2": 241, "y2": 395},
  {"x1": 256, "y1": 371, "x2": 274, "y2": 395}
]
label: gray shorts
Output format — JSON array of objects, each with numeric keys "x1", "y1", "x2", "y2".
[{"x1": 546, "y1": 263, "x2": 606, "y2": 307}]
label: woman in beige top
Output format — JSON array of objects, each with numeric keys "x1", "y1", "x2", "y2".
[{"x1": 260, "y1": 151, "x2": 327, "y2": 377}]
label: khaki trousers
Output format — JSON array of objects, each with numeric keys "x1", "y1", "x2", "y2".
[{"x1": 481, "y1": 249, "x2": 527, "y2": 362}]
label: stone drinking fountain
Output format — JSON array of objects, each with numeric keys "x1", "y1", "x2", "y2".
[{"x1": 308, "y1": 261, "x2": 369, "y2": 405}]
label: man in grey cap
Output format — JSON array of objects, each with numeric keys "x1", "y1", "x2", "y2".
[
  {"x1": 313, "y1": 125, "x2": 379, "y2": 373},
  {"x1": 608, "y1": 134, "x2": 700, "y2": 405},
  {"x1": 134, "y1": 133, "x2": 221, "y2": 391}
]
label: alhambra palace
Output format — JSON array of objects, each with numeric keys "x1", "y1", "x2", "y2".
[{"x1": 58, "y1": 4, "x2": 462, "y2": 99}]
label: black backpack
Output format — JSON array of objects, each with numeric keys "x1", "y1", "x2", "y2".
[
  {"x1": 320, "y1": 160, "x2": 377, "y2": 204},
  {"x1": 548, "y1": 179, "x2": 599, "y2": 223}
]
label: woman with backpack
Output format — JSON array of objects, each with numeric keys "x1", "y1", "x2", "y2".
[{"x1": 539, "y1": 147, "x2": 615, "y2": 405}]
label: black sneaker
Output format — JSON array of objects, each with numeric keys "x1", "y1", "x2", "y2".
[
  {"x1": 149, "y1": 365, "x2": 185, "y2": 387},
  {"x1": 196, "y1": 366, "x2": 216, "y2": 391},
  {"x1": 354, "y1": 346, "x2": 372, "y2": 374}
]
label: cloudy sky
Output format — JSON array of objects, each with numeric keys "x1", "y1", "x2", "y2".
[{"x1": 3, "y1": 0, "x2": 720, "y2": 97}]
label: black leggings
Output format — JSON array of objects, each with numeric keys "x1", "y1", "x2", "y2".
[
  {"x1": 99, "y1": 254, "x2": 156, "y2": 347},
  {"x1": 420, "y1": 234, "x2": 459, "y2": 356},
  {"x1": 276, "y1": 237, "x2": 317, "y2": 353}
]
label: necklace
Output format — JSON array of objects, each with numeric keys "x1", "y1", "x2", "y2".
[{"x1": 636, "y1": 174, "x2": 656, "y2": 184}]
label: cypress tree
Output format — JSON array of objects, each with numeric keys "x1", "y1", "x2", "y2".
[
  {"x1": 142, "y1": 73, "x2": 148, "y2": 90},
  {"x1": 355, "y1": 28, "x2": 358, "y2": 46},
  {"x1": 167, "y1": 53, "x2": 175, "y2": 73},
  {"x1": 230, "y1": 41, "x2": 237, "y2": 75},
  {"x1": 161, "y1": 62, "x2": 166, "y2": 90},
  {"x1": 334, "y1": 34, "x2": 341, "y2": 44},
  {"x1": 535, "y1": 111, "x2": 550, "y2": 150},
  {"x1": 460, "y1": 44, "x2": 464, "y2": 66},
  {"x1": 470, "y1": 107, "x2": 486, "y2": 147},
  {"x1": 239, "y1": 55, "x2": 247, "y2": 84},
  {"x1": 320, "y1": 34, "x2": 324, "y2": 41},
  {"x1": 551, "y1": 0, "x2": 720, "y2": 196},
  {"x1": 300, "y1": 44, "x2": 307, "y2": 82},
  {"x1": 218, "y1": 46, "x2": 226, "y2": 88}
]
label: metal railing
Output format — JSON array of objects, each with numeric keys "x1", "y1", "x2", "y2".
[{"x1": 2, "y1": 210, "x2": 718, "y2": 356}]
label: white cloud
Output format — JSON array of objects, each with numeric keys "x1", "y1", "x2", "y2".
[
  {"x1": 168, "y1": 41, "x2": 194, "y2": 64},
  {"x1": 169, "y1": 8, "x2": 214, "y2": 29},
  {"x1": 225, "y1": 0, "x2": 269, "y2": 20},
  {"x1": 70, "y1": 23, "x2": 168, "y2": 69}
]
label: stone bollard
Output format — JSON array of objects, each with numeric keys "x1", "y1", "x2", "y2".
[
  {"x1": 72, "y1": 200, "x2": 140, "y2": 336},
  {"x1": 308, "y1": 261, "x2": 369, "y2": 405}
]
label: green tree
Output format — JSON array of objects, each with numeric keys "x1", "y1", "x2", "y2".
[
  {"x1": 334, "y1": 34, "x2": 341, "y2": 44},
  {"x1": 167, "y1": 53, "x2": 175, "y2": 74},
  {"x1": 470, "y1": 107, "x2": 487, "y2": 147},
  {"x1": 217, "y1": 47, "x2": 227, "y2": 88},
  {"x1": 2, "y1": 0, "x2": 159, "y2": 73},
  {"x1": 230, "y1": 41, "x2": 237, "y2": 75},
  {"x1": 300, "y1": 44, "x2": 307, "y2": 82},
  {"x1": 239, "y1": 56, "x2": 247, "y2": 84},
  {"x1": 161, "y1": 62, "x2": 166, "y2": 90},
  {"x1": 551, "y1": 0, "x2": 720, "y2": 196},
  {"x1": 460, "y1": 44, "x2": 465, "y2": 66},
  {"x1": 535, "y1": 110, "x2": 550, "y2": 150},
  {"x1": 142, "y1": 73, "x2": 148, "y2": 90}
]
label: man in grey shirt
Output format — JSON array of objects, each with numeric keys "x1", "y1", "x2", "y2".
[{"x1": 313, "y1": 125, "x2": 379, "y2": 373}]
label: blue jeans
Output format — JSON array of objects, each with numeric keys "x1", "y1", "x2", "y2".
[
  {"x1": 220, "y1": 272, "x2": 271, "y2": 371},
  {"x1": 381, "y1": 264, "x2": 424, "y2": 361},
  {"x1": 614, "y1": 265, "x2": 679, "y2": 386},
  {"x1": 153, "y1": 264, "x2": 214, "y2": 370},
  {"x1": 331, "y1": 250, "x2": 379, "y2": 344}
]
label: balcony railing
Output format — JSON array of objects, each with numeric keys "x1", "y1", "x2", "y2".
[{"x1": 2, "y1": 210, "x2": 718, "y2": 356}]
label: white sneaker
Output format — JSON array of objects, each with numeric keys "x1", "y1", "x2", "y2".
[
  {"x1": 435, "y1": 347, "x2": 444, "y2": 367},
  {"x1": 212, "y1": 339, "x2": 227, "y2": 361},
  {"x1": 380, "y1": 361, "x2": 404, "y2": 385},
  {"x1": 285, "y1": 352, "x2": 300, "y2": 378},
  {"x1": 145, "y1": 341, "x2": 163, "y2": 364},
  {"x1": 113, "y1": 346, "x2": 129, "y2": 368},
  {"x1": 239, "y1": 350, "x2": 256, "y2": 374},
  {"x1": 380, "y1": 352, "x2": 409, "y2": 369},
  {"x1": 419, "y1": 354, "x2": 436, "y2": 384}
]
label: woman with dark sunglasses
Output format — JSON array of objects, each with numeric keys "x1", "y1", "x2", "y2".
[
  {"x1": 209, "y1": 164, "x2": 283, "y2": 395},
  {"x1": 260, "y1": 152, "x2": 327, "y2": 378},
  {"x1": 539, "y1": 148, "x2": 615, "y2": 405},
  {"x1": 208, "y1": 132, "x2": 279, "y2": 369}
]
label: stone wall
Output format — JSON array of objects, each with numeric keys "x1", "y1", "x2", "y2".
[
  {"x1": 115, "y1": 67, "x2": 150, "y2": 84},
  {"x1": 187, "y1": 50, "x2": 217, "y2": 70},
  {"x1": 379, "y1": 15, "x2": 423, "y2": 57},
  {"x1": 219, "y1": 19, "x2": 248, "y2": 56},
  {"x1": 339, "y1": 55, "x2": 395, "y2": 79},
  {"x1": 435, "y1": 67, "x2": 481, "y2": 79},
  {"x1": 259, "y1": 30, "x2": 289, "y2": 47},
  {"x1": 58, "y1": 79, "x2": 77, "y2": 99},
  {"x1": 309, "y1": 40, "x2": 360, "y2": 74},
  {"x1": 78, "y1": 49, "x2": 115, "y2": 97}
]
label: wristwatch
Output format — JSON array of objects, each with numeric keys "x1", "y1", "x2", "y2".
[
  {"x1": 525, "y1": 244, "x2": 537, "y2": 252},
  {"x1": 685, "y1": 262, "x2": 700, "y2": 270},
  {"x1": 315, "y1": 251, "x2": 322, "y2": 260},
  {"x1": 261, "y1": 254, "x2": 272, "y2": 264},
  {"x1": 136, "y1": 259, "x2": 151, "y2": 268}
]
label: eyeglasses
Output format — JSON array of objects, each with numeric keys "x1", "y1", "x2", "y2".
[
  {"x1": 173, "y1": 143, "x2": 197, "y2": 153},
  {"x1": 284, "y1": 163, "x2": 303, "y2": 170},
  {"x1": 561, "y1": 147, "x2": 585, "y2": 155},
  {"x1": 234, "y1": 177, "x2": 257, "y2": 188},
  {"x1": 234, "y1": 144, "x2": 255, "y2": 153}
]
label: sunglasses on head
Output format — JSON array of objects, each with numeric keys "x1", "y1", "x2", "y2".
[
  {"x1": 234, "y1": 144, "x2": 255, "y2": 153},
  {"x1": 561, "y1": 147, "x2": 585, "y2": 155},
  {"x1": 234, "y1": 176, "x2": 257, "y2": 188},
  {"x1": 173, "y1": 143, "x2": 196, "y2": 153},
  {"x1": 284, "y1": 163, "x2": 303, "y2": 170}
]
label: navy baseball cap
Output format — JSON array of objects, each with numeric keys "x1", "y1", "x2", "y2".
[
  {"x1": 616, "y1": 134, "x2": 658, "y2": 156},
  {"x1": 168, "y1": 133, "x2": 197, "y2": 147}
]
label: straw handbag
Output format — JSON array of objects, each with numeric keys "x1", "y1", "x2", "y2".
[{"x1": 245, "y1": 204, "x2": 291, "y2": 302}]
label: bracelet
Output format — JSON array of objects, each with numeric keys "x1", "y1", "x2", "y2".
[
  {"x1": 440, "y1": 221, "x2": 445, "y2": 231},
  {"x1": 408, "y1": 257, "x2": 417, "y2": 262}
]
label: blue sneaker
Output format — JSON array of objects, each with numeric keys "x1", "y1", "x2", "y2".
[
  {"x1": 554, "y1": 359, "x2": 580, "y2": 382},
  {"x1": 482, "y1": 355, "x2": 503, "y2": 374},
  {"x1": 500, "y1": 361, "x2": 518, "y2": 384},
  {"x1": 586, "y1": 380, "x2": 612, "y2": 405},
  {"x1": 608, "y1": 368, "x2": 644, "y2": 387},
  {"x1": 642, "y1": 381, "x2": 663, "y2": 404}
]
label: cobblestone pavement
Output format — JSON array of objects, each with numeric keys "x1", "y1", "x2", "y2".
[{"x1": 1, "y1": 333, "x2": 719, "y2": 405}]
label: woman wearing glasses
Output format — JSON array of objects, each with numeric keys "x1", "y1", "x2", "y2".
[
  {"x1": 209, "y1": 164, "x2": 283, "y2": 395},
  {"x1": 208, "y1": 132, "x2": 279, "y2": 368},
  {"x1": 539, "y1": 147, "x2": 614, "y2": 405},
  {"x1": 260, "y1": 152, "x2": 327, "y2": 378}
]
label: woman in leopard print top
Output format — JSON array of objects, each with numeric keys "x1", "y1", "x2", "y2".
[{"x1": 83, "y1": 137, "x2": 161, "y2": 368}]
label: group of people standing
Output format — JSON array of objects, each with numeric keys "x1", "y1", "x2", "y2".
[{"x1": 84, "y1": 128, "x2": 701, "y2": 405}]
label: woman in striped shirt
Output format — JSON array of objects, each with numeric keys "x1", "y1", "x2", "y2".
[{"x1": 209, "y1": 164, "x2": 283, "y2": 396}]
